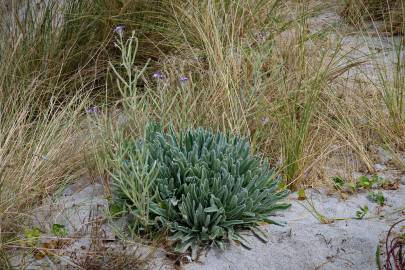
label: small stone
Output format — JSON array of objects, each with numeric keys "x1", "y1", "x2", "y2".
[
  {"x1": 373, "y1": 163, "x2": 386, "y2": 171},
  {"x1": 376, "y1": 147, "x2": 392, "y2": 164},
  {"x1": 400, "y1": 176, "x2": 405, "y2": 185}
]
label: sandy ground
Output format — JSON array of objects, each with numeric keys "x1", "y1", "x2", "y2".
[
  {"x1": 8, "y1": 176, "x2": 404, "y2": 270},
  {"x1": 185, "y1": 187, "x2": 404, "y2": 270}
]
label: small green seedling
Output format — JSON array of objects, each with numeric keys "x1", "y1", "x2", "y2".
[
  {"x1": 278, "y1": 182, "x2": 288, "y2": 191},
  {"x1": 376, "y1": 176, "x2": 388, "y2": 186},
  {"x1": 109, "y1": 202, "x2": 125, "y2": 217},
  {"x1": 51, "y1": 224, "x2": 68, "y2": 238},
  {"x1": 376, "y1": 245, "x2": 382, "y2": 270},
  {"x1": 332, "y1": 176, "x2": 345, "y2": 190},
  {"x1": 356, "y1": 176, "x2": 374, "y2": 190},
  {"x1": 368, "y1": 191, "x2": 385, "y2": 206},
  {"x1": 301, "y1": 197, "x2": 333, "y2": 224},
  {"x1": 298, "y1": 188, "x2": 306, "y2": 200},
  {"x1": 24, "y1": 228, "x2": 41, "y2": 246},
  {"x1": 370, "y1": 175, "x2": 379, "y2": 183},
  {"x1": 347, "y1": 182, "x2": 357, "y2": 192},
  {"x1": 355, "y1": 205, "x2": 369, "y2": 219}
]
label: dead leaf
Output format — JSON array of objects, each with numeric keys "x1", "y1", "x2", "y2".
[
  {"x1": 340, "y1": 192, "x2": 349, "y2": 200},
  {"x1": 381, "y1": 181, "x2": 400, "y2": 190},
  {"x1": 33, "y1": 249, "x2": 46, "y2": 260}
]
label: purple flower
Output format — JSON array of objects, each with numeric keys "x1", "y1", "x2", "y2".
[
  {"x1": 179, "y1": 75, "x2": 189, "y2": 82},
  {"x1": 86, "y1": 106, "x2": 100, "y2": 115},
  {"x1": 261, "y1": 117, "x2": 269, "y2": 125},
  {"x1": 152, "y1": 71, "x2": 165, "y2": 80},
  {"x1": 113, "y1": 25, "x2": 125, "y2": 36}
]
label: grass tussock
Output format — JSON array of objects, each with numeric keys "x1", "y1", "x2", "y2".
[
  {"x1": 0, "y1": 92, "x2": 89, "y2": 240},
  {"x1": 342, "y1": 0, "x2": 404, "y2": 35}
]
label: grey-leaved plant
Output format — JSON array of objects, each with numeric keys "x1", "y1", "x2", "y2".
[{"x1": 111, "y1": 123, "x2": 290, "y2": 258}]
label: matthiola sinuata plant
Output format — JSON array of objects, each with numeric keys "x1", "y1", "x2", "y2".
[{"x1": 111, "y1": 123, "x2": 290, "y2": 258}]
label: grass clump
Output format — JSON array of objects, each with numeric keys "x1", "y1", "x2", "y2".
[
  {"x1": 110, "y1": 123, "x2": 290, "y2": 257},
  {"x1": 342, "y1": 0, "x2": 404, "y2": 35}
]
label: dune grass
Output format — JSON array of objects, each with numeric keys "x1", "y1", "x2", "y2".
[
  {"x1": 342, "y1": 0, "x2": 404, "y2": 35},
  {"x1": 0, "y1": 0, "x2": 404, "y2": 265}
]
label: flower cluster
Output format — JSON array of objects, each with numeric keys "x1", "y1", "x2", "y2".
[
  {"x1": 152, "y1": 71, "x2": 189, "y2": 83},
  {"x1": 179, "y1": 75, "x2": 188, "y2": 82},
  {"x1": 152, "y1": 71, "x2": 165, "y2": 79},
  {"x1": 85, "y1": 106, "x2": 100, "y2": 114},
  {"x1": 113, "y1": 25, "x2": 125, "y2": 37}
]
